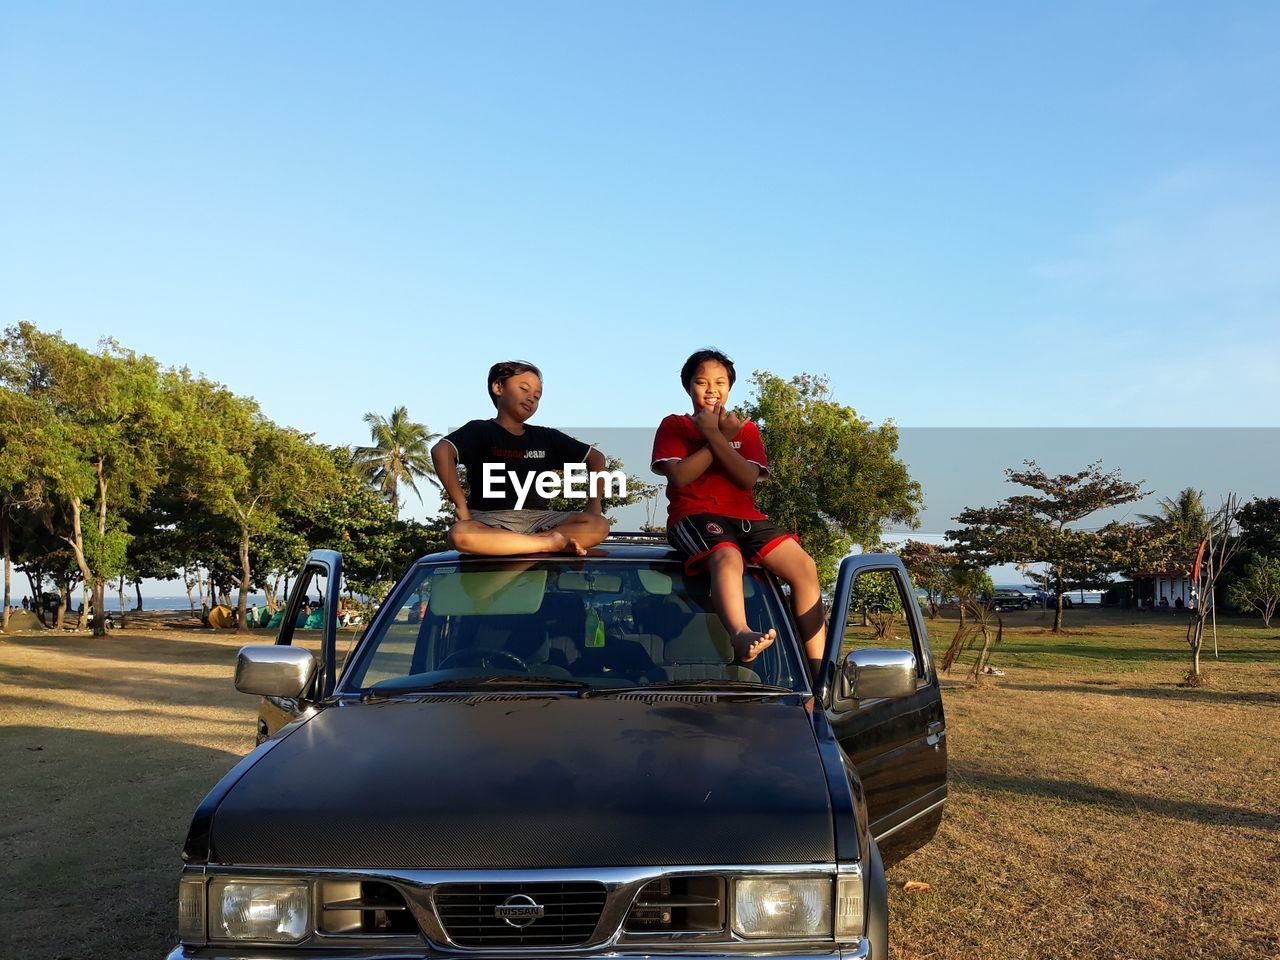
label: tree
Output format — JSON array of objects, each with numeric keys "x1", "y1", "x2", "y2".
[
  {"x1": 266, "y1": 448, "x2": 448, "y2": 603},
  {"x1": 1138, "y1": 487, "x2": 1207, "y2": 564},
  {"x1": 1185, "y1": 496, "x2": 1242, "y2": 684},
  {"x1": 352, "y1": 406, "x2": 439, "y2": 513},
  {"x1": 738, "y1": 371, "x2": 921, "y2": 586},
  {"x1": 1227, "y1": 555, "x2": 1280, "y2": 628},
  {"x1": 0, "y1": 324, "x2": 173, "y2": 635},
  {"x1": 948, "y1": 460, "x2": 1156, "y2": 632},
  {"x1": 897, "y1": 540, "x2": 952, "y2": 618},
  {"x1": 0, "y1": 388, "x2": 44, "y2": 632},
  {"x1": 171, "y1": 373, "x2": 340, "y2": 634},
  {"x1": 1237, "y1": 497, "x2": 1280, "y2": 559}
]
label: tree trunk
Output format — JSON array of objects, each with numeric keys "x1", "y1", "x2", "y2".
[
  {"x1": 117, "y1": 574, "x2": 127, "y2": 627},
  {"x1": 62, "y1": 498, "x2": 95, "y2": 632},
  {"x1": 184, "y1": 568, "x2": 196, "y2": 616},
  {"x1": 1052, "y1": 590, "x2": 1065, "y2": 633},
  {"x1": 134, "y1": 580, "x2": 143, "y2": 612},
  {"x1": 970, "y1": 626, "x2": 992, "y2": 683},
  {"x1": 90, "y1": 580, "x2": 105, "y2": 635},
  {"x1": 91, "y1": 465, "x2": 109, "y2": 637},
  {"x1": 197, "y1": 567, "x2": 209, "y2": 623},
  {"x1": 237, "y1": 528, "x2": 252, "y2": 635},
  {"x1": 55, "y1": 580, "x2": 68, "y2": 630},
  {"x1": 1, "y1": 511, "x2": 10, "y2": 633},
  {"x1": 81, "y1": 581, "x2": 92, "y2": 631},
  {"x1": 27, "y1": 571, "x2": 46, "y2": 627},
  {"x1": 1187, "y1": 617, "x2": 1204, "y2": 678}
]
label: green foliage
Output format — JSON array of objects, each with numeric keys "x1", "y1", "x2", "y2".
[
  {"x1": 1, "y1": 323, "x2": 176, "y2": 633},
  {"x1": 1226, "y1": 555, "x2": 1280, "y2": 627},
  {"x1": 850, "y1": 568, "x2": 905, "y2": 613},
  {"x1": 352, "y1": 406, "x2": 440, "y2": 513},
  {"x1": 738, "y1": 371, "x2": 921, "y2": 586},
  {"x1": 948, "y1": 460, "x2": 1162, "y2": 630},
  {"x1": 1237, "y1": 497, "x2": 1280, "y2": 559},
  {"x1": 947, "y1": 565, "x2": 995, "y2": 603},
  {"x1": 897, "y1": 540, "x2": 953, "y2": 616},
  {"x1": 1138, "y1": 487, "x2": 1207, "y2": 564}
]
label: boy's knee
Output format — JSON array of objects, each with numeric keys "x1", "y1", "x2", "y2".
[
  {"x1": 584, "y1": 512, "x2": 610, "y2": 536},
  {"x1": 707, "y1": 546, "x2": 743, "y2": 570},
  {"x1": 447, "y1": 522, "x2": 475, "y2": 552}
]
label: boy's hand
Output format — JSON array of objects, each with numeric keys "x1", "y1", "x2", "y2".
[
  {"x1": 718, "y1": 408, "x2": 743, "y2": 439},
  {"x1": 693, "y1": 403, "x2": 721, "y2": 435}
]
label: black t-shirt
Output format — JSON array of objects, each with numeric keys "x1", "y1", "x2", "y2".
[{"x1": 443, "y1": 419, "x2": 593, "y2": 511}]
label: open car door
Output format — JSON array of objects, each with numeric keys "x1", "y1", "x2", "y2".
[
  {"x1": 255, "y1": 549, "x2": 343, "y2": 743},
  {"x1": 820, "y1": 553, "x2": 947, "y2": 867}
]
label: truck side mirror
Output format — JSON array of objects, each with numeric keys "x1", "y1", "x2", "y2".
[
  {"x1": 842, "y1": 648, "x2": 917, "y2": 702},
  {"x1": 235, "y1": 645, "x2": 318, "y2": 698}
]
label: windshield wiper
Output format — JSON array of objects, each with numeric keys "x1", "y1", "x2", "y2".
[
  {"x1": 582, "y1": 678, "x2": 795, "y2": 698},
  {"x1": 364, "y1": 675, "x2": 592, "y2": 699}
]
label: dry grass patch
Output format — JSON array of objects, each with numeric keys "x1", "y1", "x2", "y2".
[
  {"x1": 888, "y1": 613, "x2": 1280, "y2": 960},
  {"x1": 2, "y1": 610, "x2": 1278, "y2": 959}
]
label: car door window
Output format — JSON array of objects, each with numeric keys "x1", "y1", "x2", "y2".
[{"x1": 843, "y1": 568, "x2": 926, "y2": 680}]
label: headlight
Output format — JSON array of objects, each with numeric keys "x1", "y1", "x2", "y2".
[
  {"x1": 209, "y1": 878, "x2": 310, "y2": 942},
  {"x1": 732, "y1": 877, "x2": 831, "y2": 938}
]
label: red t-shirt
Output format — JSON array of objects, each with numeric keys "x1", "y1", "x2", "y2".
[{"x1": 651, "y1": 414, "x2": 770, "y2": 524}]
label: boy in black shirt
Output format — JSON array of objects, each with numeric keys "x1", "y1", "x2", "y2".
[{"x1": 431, "y1": 361, "x2": 611, "y2": 556}]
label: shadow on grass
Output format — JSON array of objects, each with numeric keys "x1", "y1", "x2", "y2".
[
  {"x1": 995, "y1": 642, "x2": 1280, "y2": 664},
  {"x1": 2, "y1": 631, "x2": 245, "y2": 668},
  {"x1": 0, "y1": 662, "x2": 242, "y2": 705},
  {"x1": 1001, "y1": 681, "x2": 1280, "y2": 706},
  {"x1": 956, "y1": 767, "x2": 1279, "y2": 833},
  {"x1": 1, "y1": 725, "x2": 245, "y2": 959}
]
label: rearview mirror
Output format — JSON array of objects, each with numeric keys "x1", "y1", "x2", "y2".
[
  {"x1": 842, "y1": 648, "x2": 917, "y2": 702},
  {"x1": 235, "y1": 645, "x2": 318, "y2": 698}
]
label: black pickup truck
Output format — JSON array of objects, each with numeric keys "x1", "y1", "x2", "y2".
[{"x1": 169, "y1": 534, "x2": 947, "y2": 960}]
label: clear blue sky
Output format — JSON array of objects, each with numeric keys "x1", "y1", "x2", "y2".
[{"x1": 4, "y1": 3, "x2": 1278, "y2": 449}]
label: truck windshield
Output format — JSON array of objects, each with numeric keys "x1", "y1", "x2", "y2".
[{"x1": 340, "y1": 559, "x2": 808, "y2": 694}]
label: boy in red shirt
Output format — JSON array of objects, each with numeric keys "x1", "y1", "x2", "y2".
[{"x1": 651, "y1": 349, "x2": 825, "y2": 676}]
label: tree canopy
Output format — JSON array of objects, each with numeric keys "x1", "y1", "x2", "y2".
[
  {"x1": 948, "y1": 460, "x2": 1161, "y2": 631},
  {"x1": 739, "y1": 371, "x2": 921, "y2": 586}
]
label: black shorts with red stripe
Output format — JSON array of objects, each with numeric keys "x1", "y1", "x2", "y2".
[{"x1": 667, "y1": 513, "x2": 799, "y2": 575}]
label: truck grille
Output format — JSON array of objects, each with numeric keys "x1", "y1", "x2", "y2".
[{"x1": 434, "y1": 881, "x2": 607, "y2": 947}]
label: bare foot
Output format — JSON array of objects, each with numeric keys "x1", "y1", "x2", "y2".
[
  {"x1": 732, "y1": 628, "x2": 776, "y2": 663},
  {"x1": 565, "y1": 536, "x2": 588, "y2": 557},
  {"x1": 537, "y1": 530, "x2": 569, "y2": 552}
]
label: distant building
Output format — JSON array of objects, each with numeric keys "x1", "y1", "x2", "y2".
[{"x1": 1129, "y1": 567, "x2": 1195, "y2": 608}]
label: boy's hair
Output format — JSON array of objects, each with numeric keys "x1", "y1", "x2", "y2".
[
  {"x1": 680, "y1": 349, "x2": 736, "y2": 390},
  {"x1": 487, "y1": 360, "x2": 542, "y2": 407}
]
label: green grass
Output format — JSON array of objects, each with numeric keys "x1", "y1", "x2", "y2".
[{"x1": 2, "y1": 609, "x2": 1278, "y2": 959}]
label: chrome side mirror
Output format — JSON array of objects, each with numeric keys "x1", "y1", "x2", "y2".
[
  {"x1": 842, "y1": 648, "x2": 917, "y2": 702},
  {"x1": 235, "y1": 645, "x2": 317, "y2": 698}
]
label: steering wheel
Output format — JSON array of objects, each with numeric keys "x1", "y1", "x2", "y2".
[{"x1": 438, "y1": 648, "x2": 530, "y2": 673}]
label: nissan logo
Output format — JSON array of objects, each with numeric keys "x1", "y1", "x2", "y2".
[{"x1": 495, "y1": 894, "x2": 545, "y2": 927}]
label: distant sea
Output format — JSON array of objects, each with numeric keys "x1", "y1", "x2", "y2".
[
  {"x1": 108, "y1": 593, "x2": 271, "y2": 612},
  {"x1": 996, "y1": 583, "x2": 1104, "y2": 604}
]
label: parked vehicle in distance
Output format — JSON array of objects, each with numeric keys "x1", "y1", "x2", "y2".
[
  {"x1": 982, "y1": 589, "x2": 1033, "y2": 611},
  {"x1": 168, "y1": 533, "x2": 948, "y2": 960},
  {"x1": 1031, "y1": 589, "x2": 1073, "y2": 608}
]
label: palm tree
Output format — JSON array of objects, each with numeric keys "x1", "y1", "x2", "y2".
[
  {"x1": 1138, "y1": 487, "x2": 1207, "y2": 561},
  {"x1": 352, "y1": 406, "x2": 440, "y2": 513}
]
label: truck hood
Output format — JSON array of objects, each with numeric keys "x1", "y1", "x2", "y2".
[{"x1": 208, "y1": 695, "x2": 834, "y2": 868}]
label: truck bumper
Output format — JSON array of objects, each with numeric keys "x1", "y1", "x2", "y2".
[{"x1": 165, "y1": 943, "x2": 873, "y2": 960}]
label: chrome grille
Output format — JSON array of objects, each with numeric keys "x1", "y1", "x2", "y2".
[{"x1": 434, "y1": 881, "x2": 607, "y2": 947}]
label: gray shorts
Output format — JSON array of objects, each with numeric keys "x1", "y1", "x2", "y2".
[{"x1": 469, "y1": 509, "x2": 582, "y2": 535}]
